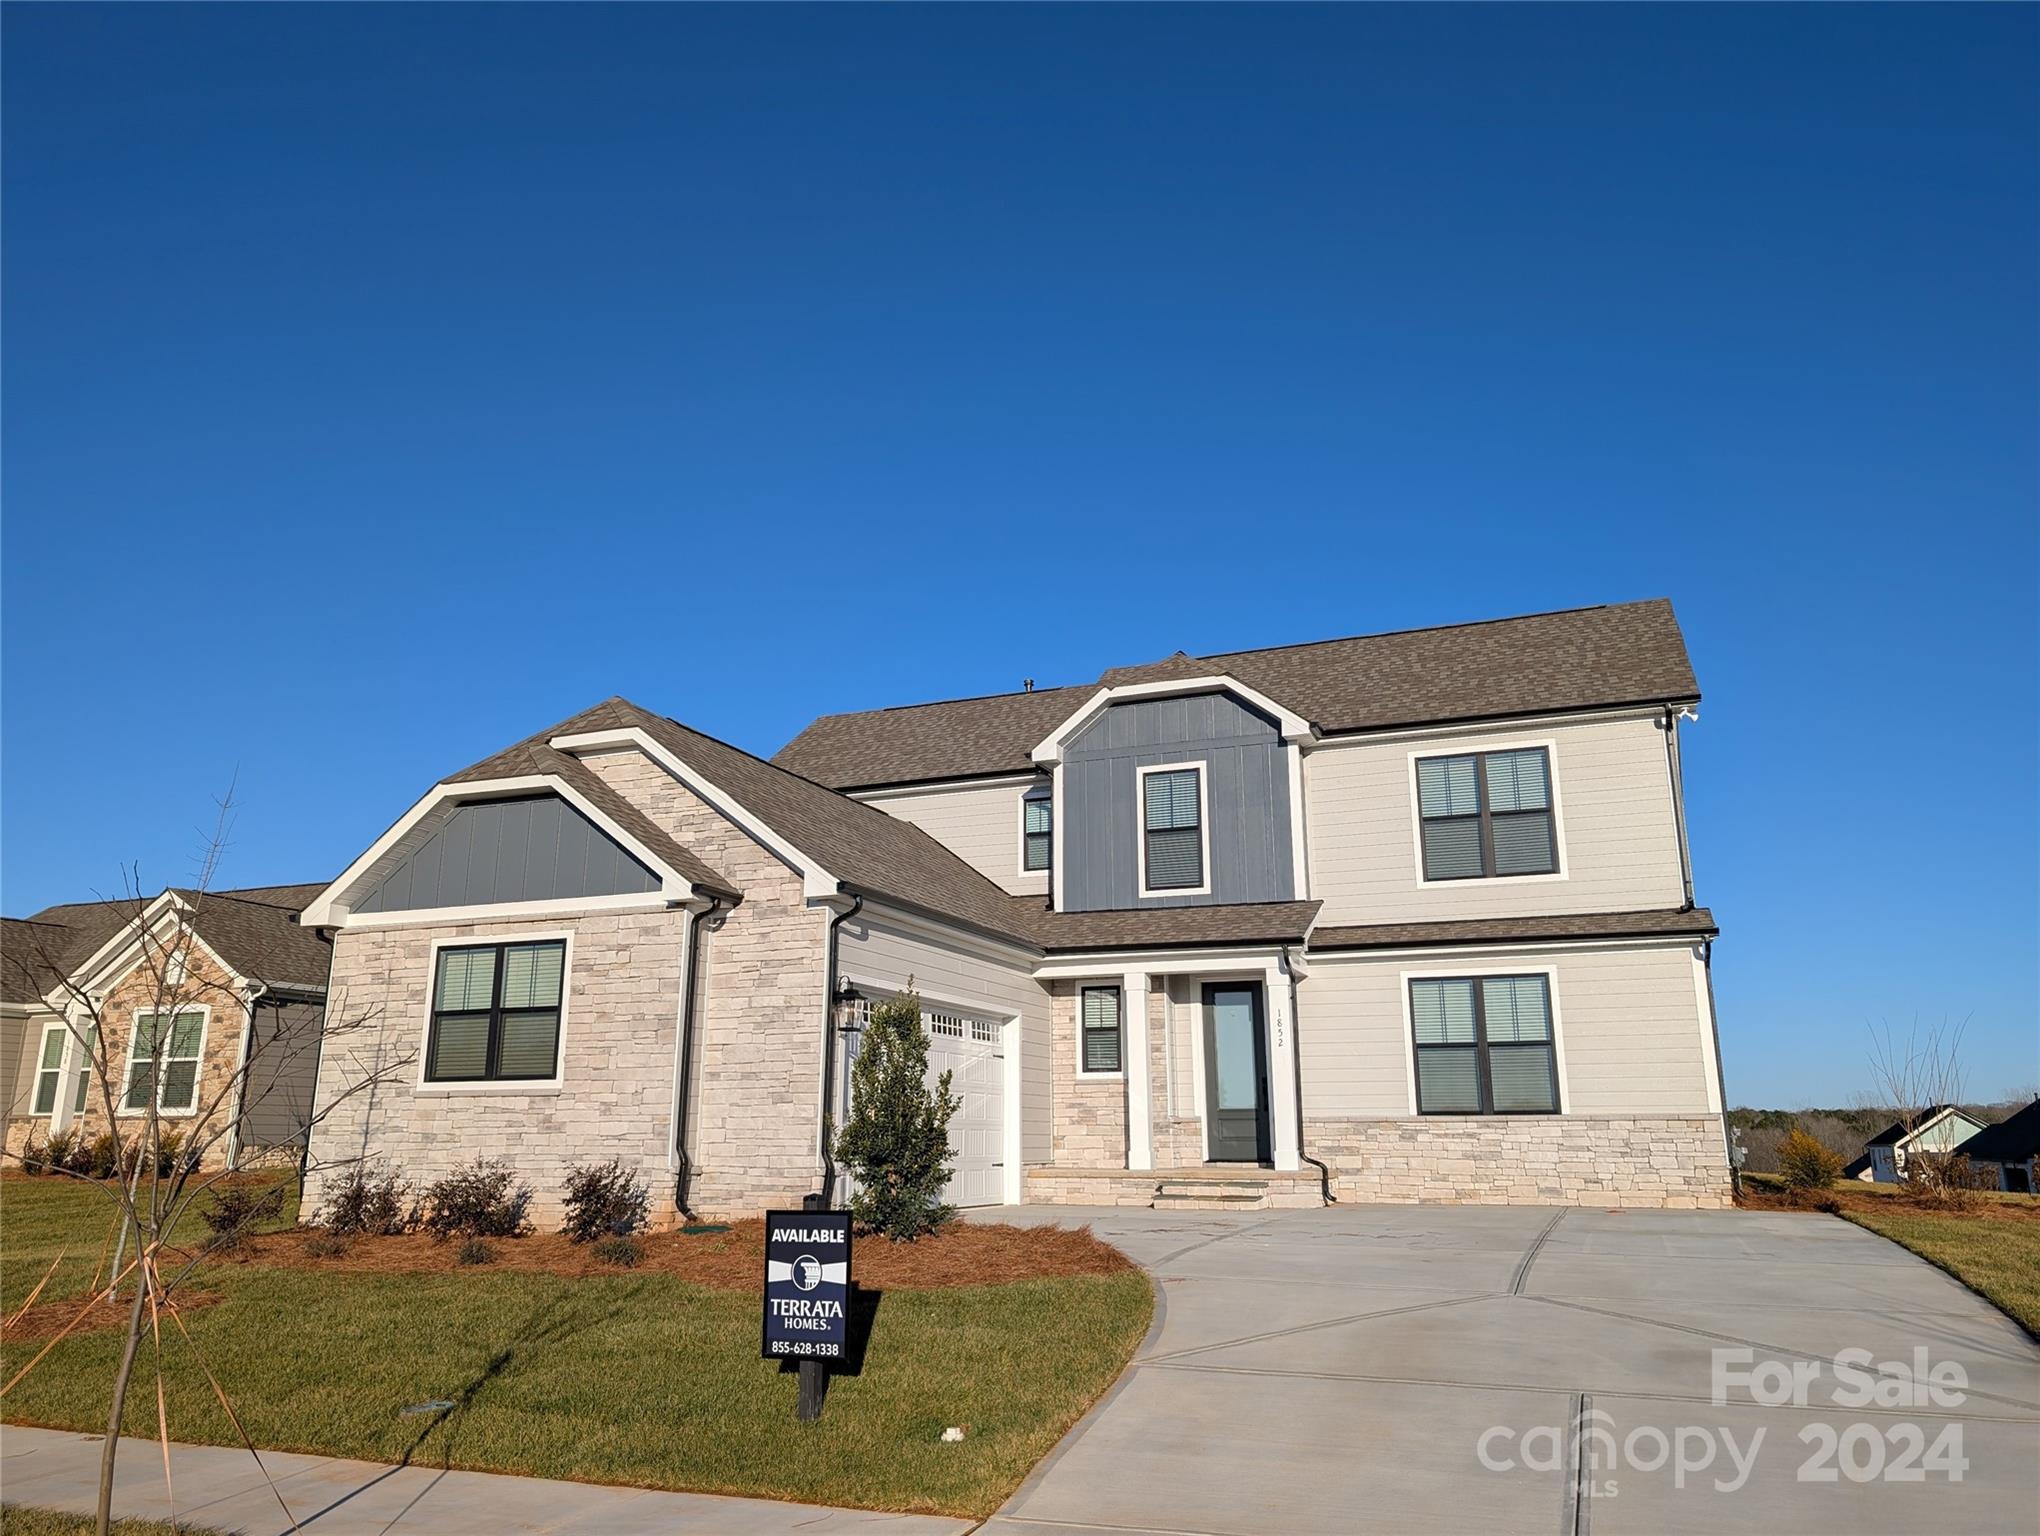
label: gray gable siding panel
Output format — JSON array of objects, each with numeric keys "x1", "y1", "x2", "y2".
[
  {"x1": 355, "y1": 795, "x2": 660, "y2": 913},
  {"x1": 1063, "y1": 693, "x2": 1295, "y2": 911}
]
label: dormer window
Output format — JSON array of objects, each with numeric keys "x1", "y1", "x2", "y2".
[
  {"x1": 1022, "y1": 786, "x2": 1053, "y2": 873},
  {"x1": 1139, "y1": 763, "x2": 1208, "y2": 895},
  {"x1": 1416, "y1": 747, "x2": 1558, "y2": 881}
]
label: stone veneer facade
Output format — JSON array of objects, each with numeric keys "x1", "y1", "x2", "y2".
[
  {"x1": 6, "y1": 941, "x2": 253, "y2": 1170},
  {"x1": 303, "y1": 747, "x2": 831, "y2": 1227},
  {"x1": 1303, "y1": 1115, "x2": 1732, "y2": 1208}
]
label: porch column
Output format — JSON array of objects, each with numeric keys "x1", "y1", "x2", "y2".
[
  {"x1": 1263, "y1": 962, "x2": 1300, "y2": 1172},
  {"x1": 1122, "y1": 969, "x2": 1151, "y2": 1170}
]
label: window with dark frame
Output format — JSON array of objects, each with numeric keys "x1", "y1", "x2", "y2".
[
  {"x1": 1142, "y1": 767, "x2": 1203, "y2": 891},
  {"x1": 427, "y1": 940, "x2": 567, "y2": 1083},
  {"x1": 1409, "y1": 975, "x2": 1560, "y2": 1115},
  {"x1": 1417, "y1": 747, "x2": 1558, "y2": 881},
  {"x1": 1023, "y1": 787, "x2": 1053, "y2": 872},
  {"x1": 1079, "y1": 985, "x2": 1123, "y2": 1074}
]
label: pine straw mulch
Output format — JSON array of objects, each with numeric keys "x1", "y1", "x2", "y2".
[
  {"x1": 1738, "y1": 1181, "x2": 2040, "y2": 1222},
  {"x1": 2, "y1": 1290, "x2": 223, "y2": 1343},
  {"x1": 220, "y1": 1219, "x2": 1135, "y2": 1290}
]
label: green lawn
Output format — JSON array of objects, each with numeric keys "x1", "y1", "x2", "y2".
[
  {"x1": 1, "y1": 1177, "x2": 1151, "y2": 1517},
  {"x1": 2, "y1": 1509, "x2": 212, "y2": 1536}
]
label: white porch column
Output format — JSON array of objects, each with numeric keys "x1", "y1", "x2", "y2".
[
  {"x1": 1122, "y1": 969, "x2": 1152, "y2": 1170},
  {"x1": 1263, "y1": 962, "x2": 1300, "y2": 1172}
]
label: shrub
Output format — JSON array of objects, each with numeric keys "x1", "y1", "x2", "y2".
[
  {"x1": 318, "y1": 1164, "x2": 413, "y2": 1236},
  {"x1": 835, "y1": 988, "x2": 960, "y2": 1240},
  {"x1": 420, "y1": 1158, "x2": 532, "y2": 1240},
  {"x1": 593, "y1": 1234, "x2": 644, "y2": 1268},
  {"x1": 1779, "y1": 1129, "x2": 1844, "y2": 1190},
  {"x1": 304, "y1": 1231, "x2": 353, "y2": 1259},
  {"x1": 559, "y1": 1159, "x2": 649, "y2": 1243},
  {"x1": 83, "y1": 1133, "x2": 120, "y2": 1180},
  {"x1": 20, "y1": 1129, "x2": 74, "y2": 1175},
  {"x1": 201, "y1": 1182, "x2": 288, "y2": 1249},
  {"x1": 456, "y1": 1236, "x2": 497, "y2": 1266}
]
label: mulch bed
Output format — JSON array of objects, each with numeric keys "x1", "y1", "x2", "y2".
[
  {"x1": 2, "y1": 1290, "x2": 223, "y2": 1343},
  {"x1": 222, "y1": 1219, "x2": 1135, "y2": 1289}
]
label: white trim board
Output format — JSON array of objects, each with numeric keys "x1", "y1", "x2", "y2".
[
  {"x1": 301, "y1": 770, "x2": 703, "y2": 927},
  {"x1": 1136, "y1": 760, "x2": 1213, "y2": 900},
  {"x1": 1030, "y1": 676, "x2": 1316, "y2": 767}
]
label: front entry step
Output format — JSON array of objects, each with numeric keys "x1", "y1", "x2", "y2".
[
  {"x1": 1024, "y1": 1166, "x2": 1326, "y2": 1209},
  {"x1": 1152, "y1": 1178, "x2": 1275, "y2": 1210}
]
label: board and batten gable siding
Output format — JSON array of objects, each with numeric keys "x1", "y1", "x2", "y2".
[
  {"x1": 354, "y1": 794, "x2": 661, "y2": 914},
  {"x1": 1304, "y1": 712, "x2": 1684, "y2": 925},
  {"x1": 1062, "y1": 692, "x2": 1295, "y2": 911},
  {"x1": 857, "y1": 779, "x2": 1050, "y2": 898},
  {"x1": 835, "y1": 908, "x2": 1051, "y2": 1167},
  {"x1": 1296, "y1": 939, "x2": 1715, "y2": 1119}
]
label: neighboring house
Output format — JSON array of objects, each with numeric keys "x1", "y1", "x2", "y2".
[
  {"x1": 1951, "y1": 1099, "x2": 2040, "y2": 1194},
  {"x1": 299, "y1": 598, "x2": 1731, "y2": 1222},
  {"x1": 1860, "y1": 1104, "x2": 1987, "y2": 1183},
  {"x1": 1, "y1": 885, "x2": 332, "y2": 1170},
  {"x1": 1841, "y1": 1151, "x2": 1875, "y2": 1182}
]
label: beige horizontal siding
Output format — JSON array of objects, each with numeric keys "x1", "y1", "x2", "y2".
[
  {"x1": 1297, "y1": 939, "x2": 1714, "y2": 1119},
  {"x1": 1304, "y1": 712, "x2": 1685, "y2": 925},
  {"x1": 857, "y1": 780, "x2": 1049, "y2": 898},
  {"x1": 836, "y1": 908, "x2": 1051, "y2": 1166}
]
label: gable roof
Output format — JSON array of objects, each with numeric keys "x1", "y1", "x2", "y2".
[
  {"x1": 775, "y1": 599, "x2": 1700, "y2": 789},
  {"x1": 481, "y1": 698, "x2": 1046, "y2": 947},
  {"x1": 1863, "y1": 1105, "x2": 1980, "y2": 1148},
  {"x1": 1955, "y1": 1100, "x2": 2040, "y2": 1165},
  {"x1": 1, "y1": 882, "x2": 333, "y2": 1002}
]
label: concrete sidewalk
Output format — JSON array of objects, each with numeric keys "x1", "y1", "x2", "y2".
[{"x1": 0, "y1": 1425, "x2": 973, "y2": 1535}]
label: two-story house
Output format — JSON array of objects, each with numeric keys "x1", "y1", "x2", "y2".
[{"x1": 298, "y1": 599, "x2": 1730, "y2": 1220}]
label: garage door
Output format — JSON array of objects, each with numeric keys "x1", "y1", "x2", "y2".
[{"x1": 844, "y1": 996, "x2": 1006, "y2": 1208}]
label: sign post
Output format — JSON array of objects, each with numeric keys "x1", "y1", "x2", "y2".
[{"x1": 762, "y1": 1193, "x2": 852, "y2": 1422}]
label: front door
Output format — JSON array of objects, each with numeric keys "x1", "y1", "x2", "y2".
[{"x1": 1202, "y1": 982, "x2": 1271, "y2": 1163}]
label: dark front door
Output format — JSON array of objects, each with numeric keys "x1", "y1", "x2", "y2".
[{"x1": 1202, "y1": 982, "x2": 1271, "y2": 1163}]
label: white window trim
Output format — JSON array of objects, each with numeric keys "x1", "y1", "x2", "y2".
[
  {"x1": 1137, "y1": 760, "x2": 1212, "y2": 900},
  {"x1": 1396, "y1": 963, "x2": 1570, "y2": 1117},
  {"x1": 118, "y1": 1005, "x2": 212, "y2": 1119},
  {"x1": 417, "y1": 930, "x2": 575, "y2": 1096},
  {"x1": 1406, "y1": 737, "x2": 1569, "y2": 889},
  {"x1": 1016, "y1": 783, "x2": 1053, "y2": 879},
  {"x1": 32, "y1": 1022, "x2": 69, "y2": 1117},
  {"x1": 1076, "y1": 983, "x2": 1127, "y2": 1080}
]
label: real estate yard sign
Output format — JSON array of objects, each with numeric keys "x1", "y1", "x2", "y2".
[{"x1": 762, "y1": 1208, "x2": 852, "y2": 1362}]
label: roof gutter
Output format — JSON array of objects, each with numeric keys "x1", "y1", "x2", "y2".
[
  {"x1": 1282, "y1": 945, "x2": 1335, "y2": 1206},
  {"x1": 817, "y1": 894, "x2": 863, "y2": 1209},
  {"x1": 1661, "y1": 705, "x2": 1697, "y2": 911}
]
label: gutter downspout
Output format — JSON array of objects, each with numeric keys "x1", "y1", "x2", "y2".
[
  {"x1": 1662, "y1": 706, "x2": 1696, "y2": 911},
  {"x1": 224, "y1": 982, "x2": 268, "y2": 1172},
  {"x1": 670, "y1": 895, "x2": 729, "y2": 1220},
  {"x1": 1281, "y1": 945, "x2": 1335, "y2": 1205},
  {"x1": 1700, "y1": 937, "x2": 1737, "y2": 1198},
  {"x1": 817, "y1": 894, "x2": 863, "y2": 1209}
]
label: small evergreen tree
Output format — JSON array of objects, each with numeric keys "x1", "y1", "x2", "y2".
[{"x1": 834, "y1": 989, "x2": 960, "y2": 1239}]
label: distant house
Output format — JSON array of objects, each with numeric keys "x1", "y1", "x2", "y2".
[
  {"x1": 2, "y1": 885, "x2": 332, "y2": 1170},
  {"x1": 1861, "y1": 1104, "x2": 1986, "y2": 1183},
  {"x1": 1841, "y1": 1151, "x2": 1874, "y2": 1182},
  {"x1": 1955, "y1": 1100, "x2": 2040, "y2": 1194}
]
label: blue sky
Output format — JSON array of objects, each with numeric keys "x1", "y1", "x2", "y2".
[{"x1": 4, "y1": 6, "x2": 2034, "y2": 1107}]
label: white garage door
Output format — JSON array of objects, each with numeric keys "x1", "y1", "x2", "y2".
[
  {"x1": 923, "y1": 1005, "x2": 1006, "y2": 1208},
  {"x1": 844, "y1": 996, "x2": 1006, "y2": 1208}
]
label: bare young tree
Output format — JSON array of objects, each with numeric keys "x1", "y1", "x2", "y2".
[
  {"x1": 2, "y1": 798, "x2": 412, "y2": 1536},
  {"x1": 1863, "y1": 1014, "x2": 1974, "y2": 1201}
]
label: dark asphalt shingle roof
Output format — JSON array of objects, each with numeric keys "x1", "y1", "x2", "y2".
[
  {"x1": 1955, "y1": 1100, "x2": 2040, "y2": 1164},
  {"x1": 1024, "y1": 900, "x2": 1323, "y2": 954},
  {"x1": 775, "y1": 600, "x2": 1700, "y2": 789},
  {"x1": 1307, "y1": 907, "x2": 1718, "y2": 952},
  {"x1": 1, "y1": 882, "x2": 333, "y2": 1000}
]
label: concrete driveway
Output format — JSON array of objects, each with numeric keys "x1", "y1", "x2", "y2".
[{"x1": 975, "y1": 1204, "x2": 2040, "y2": 1536}]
